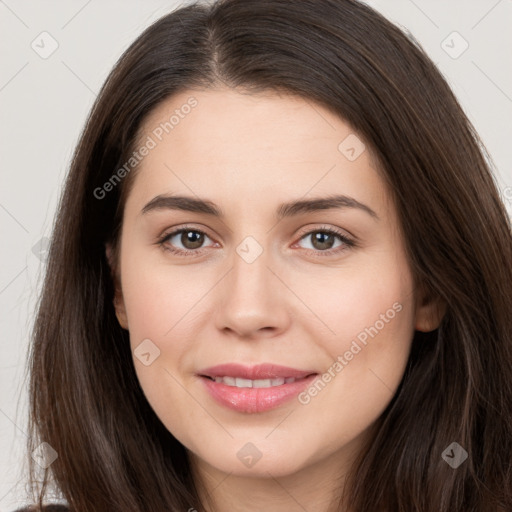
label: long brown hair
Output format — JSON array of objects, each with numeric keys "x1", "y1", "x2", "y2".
[{"x1": 26, "y1": 0, "x2": 512, "y2": 510}]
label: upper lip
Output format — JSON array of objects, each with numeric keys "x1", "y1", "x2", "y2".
[{"x1": 198, "y1": 363, "x2": 317, "y2": 380}]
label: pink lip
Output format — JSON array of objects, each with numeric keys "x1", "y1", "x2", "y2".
[
  {"x1": 197, "y1": 363, "x2": 318, "y2": 414},
  {"x1": 198, "y1": 363, "x2": 316, "y2": 380}
]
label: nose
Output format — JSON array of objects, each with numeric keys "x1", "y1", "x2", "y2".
[{"x1": 214, "y1": 239, "x2": 291, "y2": 339}]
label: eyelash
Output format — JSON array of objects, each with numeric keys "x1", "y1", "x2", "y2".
[{"x1": 156, "y1": 224, "x2": 356, "y2": 258}]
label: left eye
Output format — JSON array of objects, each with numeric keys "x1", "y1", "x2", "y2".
[{"x1": 296, "y1": 230, "x2": 348, "y2": 251}]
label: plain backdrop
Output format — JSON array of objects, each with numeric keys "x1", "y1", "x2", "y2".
[{"x1": 1, "y1": 0, "x2": 511, "y2": 509}]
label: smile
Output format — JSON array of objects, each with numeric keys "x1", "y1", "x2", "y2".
[{"x1": 204, "y1": 376, "x2": 305, "y2": 388}]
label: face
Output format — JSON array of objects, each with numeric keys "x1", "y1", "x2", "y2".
[{"x1": 108, "y1": 87, "x2": 441, "y2": 483}]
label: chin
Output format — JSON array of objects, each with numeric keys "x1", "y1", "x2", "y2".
[{"x1": 196, "y1": 443, "x2": 311, "y2": 478}]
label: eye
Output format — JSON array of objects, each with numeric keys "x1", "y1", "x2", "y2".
[
  {"x1": 294, "y1": 226, "x2": 355, "y2": 256},
  {"x1": 157, "y1": 226, "x2": 216, "y2": 256}
]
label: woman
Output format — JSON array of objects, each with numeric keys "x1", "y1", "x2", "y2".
[{"x1": 18, "y1": 0, "x2": 512, "y2": 510}]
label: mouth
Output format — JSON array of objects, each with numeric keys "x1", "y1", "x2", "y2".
[
  {"x1": 200, "y1": 374, "x2": 317, "y2": 388},
  {"x1": 198, "y1": 362, "x2": 317, "y2": 381},
  {"x1": 197, "y1": 363, "x2": 319, "y2": 413}
]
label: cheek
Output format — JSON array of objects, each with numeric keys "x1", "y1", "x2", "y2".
[
  {"x1": 299, "y1": 270, "x2": 415, "y2": 435},
  {"x1": 118, "y1": 250, "x2": 205, "y2": 437},
  {"x1": 119, "y1": 246, "x2": 218, "y2": 408},
  {"x1": 294, "y1": 256, "x2": 414, "y2": 353},
  {"x1": 120, "y1": 246, "x2": 211, "y2": 343},
  {"x1": 294, "y1": 254, "x2": 415, "y2": 405}
]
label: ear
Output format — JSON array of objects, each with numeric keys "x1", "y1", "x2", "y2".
[
  {"x1": 414, "y1": 284, "x2": 446, "y2": 332},
  {"x1": 105, "y1": 243, "x2": 129, "y2": 330}
]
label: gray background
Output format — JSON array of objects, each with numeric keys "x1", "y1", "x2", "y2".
[{"x1": 1, "y1": 0, "x2": 511, "y2": 509}]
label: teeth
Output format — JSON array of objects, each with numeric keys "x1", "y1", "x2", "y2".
[
  {"x1": 235, "y1": 377, "x2": 253, "y2": 388},
  {"x1": 212, "y1": 376, "x2": 297, "y2": 388},
  {"x1": 253, "y1": 379, "x2": 272, "y2": 388},
  {"x1": 222, "y1": 376, "x2": 236, "y2": 386}
]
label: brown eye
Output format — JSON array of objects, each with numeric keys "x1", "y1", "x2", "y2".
[
  {"x1": 295, "y1": 227, "x2": 355, "y2": 257},
  {"x1": 159, "y1": 228, "x2": 214, "y2": 254},
  {"x1": 310, "y1": 231, "x2": 337, "y2": 250},
  {"x1": 179, "y1": 230, "x2": 205, "y2": 249}
]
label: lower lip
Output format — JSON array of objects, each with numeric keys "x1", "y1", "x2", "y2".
[{"x1": 199, "y1": 374, "x2": 318, "y2": 413}]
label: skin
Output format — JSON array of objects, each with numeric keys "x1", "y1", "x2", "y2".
[{"x1": 107, "y1": 87, "x2": 443, "y2": 512}]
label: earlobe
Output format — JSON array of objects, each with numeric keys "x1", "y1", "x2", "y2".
[
  {"x1": 414, "y1": 289, "x2": 446, "y2": 332},
  {"x1": 105, "y1": 243, "x2": 129, "y2": 330}
]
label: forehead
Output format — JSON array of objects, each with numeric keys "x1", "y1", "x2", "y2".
[
  {"x1": 126, "y1": 87, "x2": 390, "y2": 218},
  {"x1": 139, "y1": 87, "x2": 359, "y2": 160}
]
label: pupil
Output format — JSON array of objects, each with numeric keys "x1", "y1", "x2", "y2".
[
  {"x1": 313, "y1": 232, "x2": 334, "y2": 250},
  {"x1": 182, "y1": 230, "x2": 203, "y2": 249}
]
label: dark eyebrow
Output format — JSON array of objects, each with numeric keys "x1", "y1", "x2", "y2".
[
  {"x1": 277, "y1": 195, "x2": 378, "y2": 220},
  {"x1": 141, "y1": 194, "x2": 378, "y2": 220}
]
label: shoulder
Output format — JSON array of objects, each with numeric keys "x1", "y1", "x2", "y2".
[{"x1": 12, "y1": 505, "x2": 70, "y2": 512}]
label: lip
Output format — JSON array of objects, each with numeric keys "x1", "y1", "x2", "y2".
[
  {"x1": 198, "y1": 363, "x2": 317, "y2": 380},
  {"x1": 197, "y1": 363, "x2": 318, "y2": 414}
]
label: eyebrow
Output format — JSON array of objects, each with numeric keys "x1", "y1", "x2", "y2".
[{"x1": 141, "y1": 194, "x2": 379, "y2": 220}]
